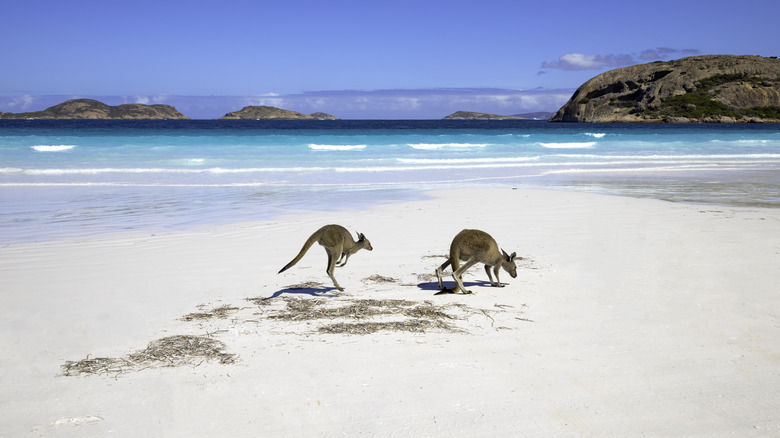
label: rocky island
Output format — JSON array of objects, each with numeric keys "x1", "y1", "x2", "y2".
[
  {"x1": 443, "y1": 111, "x2": 524, "y2": 120},
  {"x1": 551, "y1": 55, "x2": 780, "y2": 123},
  {"x1": 0, "y1": 99, "x2": 189, "y2": 119},
  {"x1": 219, "y1": 106, "x2": 339, "y2": 120}
]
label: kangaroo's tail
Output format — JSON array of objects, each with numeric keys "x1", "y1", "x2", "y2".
[{"x1": 278, "y1": 232, "x2": 320, "y2": 273}]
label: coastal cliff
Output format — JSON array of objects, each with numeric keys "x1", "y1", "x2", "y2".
[
  {"x1": 220, "y1": 106, "x2": 339, "y2": 120},
  {"x1": 443, "y1": 111, "x2": 524, "y2": 120},
  {"x1": 0, "y1": 99, "x2": 190, "y2": 119},
  {"x1": 551, "y1": 55, "x2": 780, "y2": 123}
]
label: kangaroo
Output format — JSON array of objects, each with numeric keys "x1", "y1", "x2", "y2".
[
  {"x1": 435, "y1": 229, "x2": 517, "y2": 294},
  {"x1": 278, "y1": 224, "x2": 373, "y2": 291}
]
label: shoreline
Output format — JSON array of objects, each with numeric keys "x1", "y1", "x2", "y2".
[
  {"x1": 3, "y1": 170, "x2": 780, "y2": 245},
  {"x1": 1, "y1": 187, "x2": 779, "y2": 436}
]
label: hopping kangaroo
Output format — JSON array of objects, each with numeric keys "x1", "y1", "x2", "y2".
[
  {"x1": 278, "y1": 224, "x2": 373, "y2": 291},
  {"x1": 435, "y1": 229, "x2": 517, "y2": 294}
]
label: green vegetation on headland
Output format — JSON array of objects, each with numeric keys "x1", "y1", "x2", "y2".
[
  {"x1": 551, "y1": 55, "x2": 780, "y2": 123},
  {"x1": 646, "y1": 74, "x2": 780, "y2": 120}
]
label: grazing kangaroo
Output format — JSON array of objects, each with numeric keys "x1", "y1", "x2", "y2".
[
  {"x1": 435, "y1": 229, "x2": 517, "y2": 294},
  {"x1": 278, "y1": 224, "x2": 373, "y2": 291}
]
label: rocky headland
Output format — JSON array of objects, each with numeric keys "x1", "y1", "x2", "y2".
[
  {"x1": 0, "y1": 99, "x2": 189, "y2": 119},
  {"x1": 551, "y1": 55, "x2": 780, "y2": 123},
  {"x1": 219, "y1": 106, "x2": 339, "y2": 120},
  {"x1": 443, "y1": 111, "x2": 524, "y2": 120}
]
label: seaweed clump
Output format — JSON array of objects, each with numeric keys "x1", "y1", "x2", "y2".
[{"x1": 62, "y1": 335, "x2": 235, "y2": 376}]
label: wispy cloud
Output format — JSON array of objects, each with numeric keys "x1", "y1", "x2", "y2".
[
  {"x1": 638, "y1": 47, "x2": 700, "y2": 61},
  {"x1": 2, "y1": 94, "x2": 36, "y2": 110},
  {"x1": 541, "y1": 53, "x2": 634, "y2": 71},
  {"x1": 265, "y1": 88, "x2": 573, "y2": 119},
  {"x1": 130, "y1": 94, "x2": 170, "y2": 105},
  {"x1": 174, "y1": 88, "x2": 573, "y2": 119},
  {"x1": 540, "y1": 47, "x2": 701, "y2": 72}
]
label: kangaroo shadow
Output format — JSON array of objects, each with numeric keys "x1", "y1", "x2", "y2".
[
  {"x1": 264, "y1": 286, "x2": 340, "y2": 300},
  {"x1": 417, "y1": 280, "x2": 494, "y2": 295}
]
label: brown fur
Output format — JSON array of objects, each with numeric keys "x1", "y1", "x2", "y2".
[
  {"x1": 435, "y1": 229, "x2": 517, "y2": 294},
  {"x1": 278, "y1": 224, "x2": 373, "y2": 291}
]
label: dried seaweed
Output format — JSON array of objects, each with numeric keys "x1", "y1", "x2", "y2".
[
  {"x1": 318, "y1": 319, "x2": 452, "y2": 334},
  {"x1": 127, "y1": 335, "x2": 235, "y2": 366},
  {"x1": 285, "y1": 281, "x2": 324, "y2": 289},
  {"x1": 266, "y1": 297, "x2": 460, "y2": 335},
  {"x1": 271, "y1": 297, "x2": 413, "y2": 320},
  {"x1": 362, "y1": 274, "x2": 399, "y2": 283},
  {"x1": 245, "y1": 296, "x2": 275, "y2": 307},
  {"x1": 62, "y1": 335, "x2": 235, "y2": 376},
  {"x1": 181, "y1": 305, "x2": 240, "y2": 321},
  {"x1": 415, "y1": 273, "x2": 438, "y2": 282}
]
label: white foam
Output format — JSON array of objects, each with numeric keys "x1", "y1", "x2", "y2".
[
  {"x1": 539, "y1": 142, "x2": 596, "y2": 149},
  {"x1": 308, "y1": 144, "x2": 367, "y2": 151},
  {"x1": 409, "y1": 143, "x2": 488, "y2": 150},
  {"x1": 585, "y1": 133, "x2": 607, "y2": 138},
  {"x1": 31, "y1": 145, "x2": 76, "y2": 152}
]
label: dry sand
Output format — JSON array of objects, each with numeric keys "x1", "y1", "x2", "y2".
[{"x1": 1, "y1": 188, "x2": 778, "y2": 437}]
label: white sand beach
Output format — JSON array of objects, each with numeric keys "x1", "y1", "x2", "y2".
[{"x1": 1, "y1": 188, "x2": 778, "y2": 437}]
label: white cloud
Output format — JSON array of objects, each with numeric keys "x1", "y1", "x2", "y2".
[
  {"x1": 541, "y1": 53, "x2": 634, "y2": 71},
  {"x1": 242, "y1": 96, "x2": 285, "y2": 108},
  {"x1": 639, "y1": 47, "x2": 700, "y2": 61},
  {"x1": 541, "y1": 47, "x2": 701, "y2": 72},
  {"x1": 151, "y1": 94, "x2": 170, "y2": 104},
  {"x1": 4, "y1": 94, "x2": 35, "y2": 109}
]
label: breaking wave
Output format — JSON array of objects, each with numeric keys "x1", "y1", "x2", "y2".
[{"x1": 31, "y1": 145, "x2": 76, "y2": 152}]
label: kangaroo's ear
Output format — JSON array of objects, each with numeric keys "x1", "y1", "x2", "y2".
[
  {"x1": 502, "y1": 249, "x2": 509, "y2": 258},
  {"x1": 510, "y1": 251, "x2": 517, "y2": 261},
  {"x1": 357, "y1": 232, "x2": 366, "y2": 241}
]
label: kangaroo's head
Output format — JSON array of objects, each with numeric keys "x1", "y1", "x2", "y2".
[
  {"x1": 501, "y1": 249, "x2": 518, "y2": 278},
  {"x1": 357, "y1": 232, "x2": 373, "y2": 251}
]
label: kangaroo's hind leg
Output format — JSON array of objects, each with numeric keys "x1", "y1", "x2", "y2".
[
  {"x1": 452, "y1": 258, "x2": 479, "y2": 294},
  {"x1": 435, "y1": 259, "x2": 452, "y2": 290},
  {"x1": 325, "y1": 246, "x2": 344, "y2": 291}
]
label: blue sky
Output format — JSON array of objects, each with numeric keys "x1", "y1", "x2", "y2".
[{"x1": 1, "y1": 0, "x2": 778, "y2": 119}]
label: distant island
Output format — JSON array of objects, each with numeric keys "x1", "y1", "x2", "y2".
[
  {"x1": 551, "y1": 55, "x2": 780, "y2": 123},
  {"x1": 0, "y1": 99, "x2": 189, "y2": 120},
  {"x1": 443, "y1": 111, "x2": 524, "y2": 120},
  {"x1": 219, "y1": 106, "x2": 339, "y2": 120},
  {"x1": 443, "y1": 111, "x2": 554, "y2": 120}
]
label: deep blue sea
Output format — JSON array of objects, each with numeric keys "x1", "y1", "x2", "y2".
[{"x1": 2, "y1": 119, "x2": 780, "y2": 243}]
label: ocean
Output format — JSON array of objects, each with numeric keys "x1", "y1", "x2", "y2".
[{"x1": 2, "y1": 119, "x2": 779, "y2": 243}]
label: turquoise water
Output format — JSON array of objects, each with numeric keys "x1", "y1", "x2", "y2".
[{"x1": 2, "y1": 120, "x2": 779, "y2": 242}]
